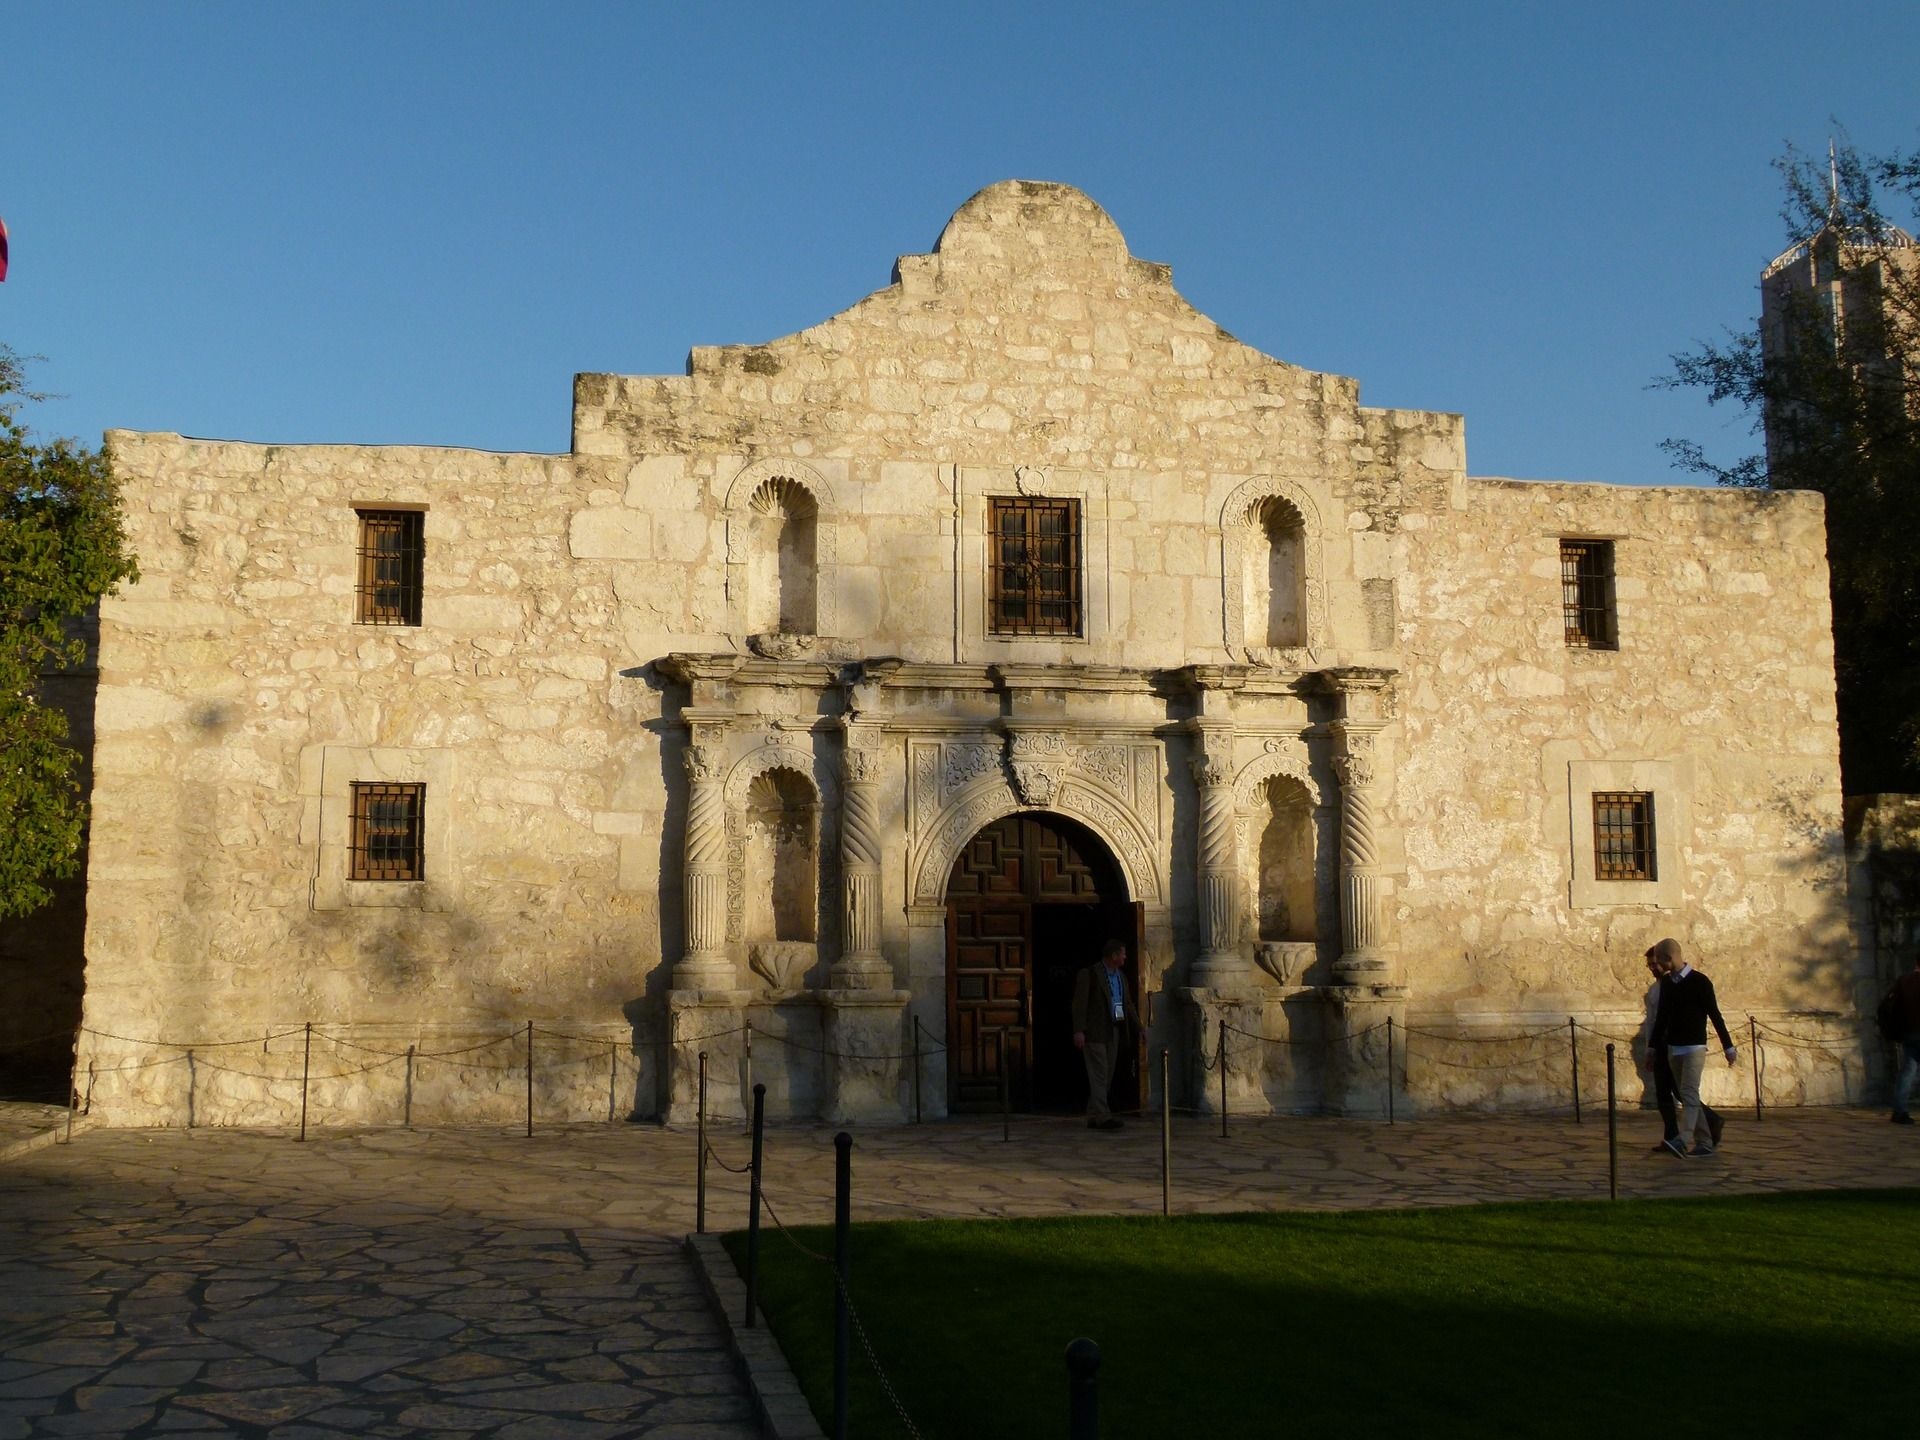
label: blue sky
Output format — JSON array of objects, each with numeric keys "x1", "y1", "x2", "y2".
[{"x1": 4, "y1": 3, "x2": 1916, "y2": 484}]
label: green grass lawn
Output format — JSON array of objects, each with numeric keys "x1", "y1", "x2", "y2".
[{"x1": 723, "y1": 1191, "x2": 1920, "y2": 1437}]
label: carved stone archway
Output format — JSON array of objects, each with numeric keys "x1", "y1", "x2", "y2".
[{"x1": 910, "y1": 772, "x2": 1161, "y2": 912}]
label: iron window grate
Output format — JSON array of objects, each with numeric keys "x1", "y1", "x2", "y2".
[
  {"x1": 356, "y1": 509, "x2": 424, "y2": 626},
  {"x1": 1560, "y1": 538, "x2": 1617, "y2": 649},
  {"x1": 350, "y1": 782, "x2": 426, "y2": 882},
  {"x1": 988, "y1": 497, "x2": 1081, "y2": 635},
  {"x1": 1592, "y1": 791, "x2": 1654, "y2": 881}
]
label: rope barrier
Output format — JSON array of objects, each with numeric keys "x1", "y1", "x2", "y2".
[{"x1": 0, "y1": 1027, "x2": 88, "y2": 1053}]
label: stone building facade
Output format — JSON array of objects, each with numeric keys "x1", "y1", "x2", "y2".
[{"x1": 78, "y1": 182, "x2": 1862, "y2": 1127}]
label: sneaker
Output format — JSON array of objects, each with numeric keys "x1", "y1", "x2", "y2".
[
  {"x1": 1650, "y1": 1140, "x2": 1680, "y2": 1155},
  {"x1": 1893, "y1": 1112, "x2": 1914, "y2": 1125},
  {"x1": 1688, "y1": 1143, "x2": 1716, "y2": 1157},
  {"x1": 1659, "y1": 1137, "x2": 1688, "y2": 1158},
  {"x1": 1707, "y1": 1112, "x2": 1725, "y2": 1147}
]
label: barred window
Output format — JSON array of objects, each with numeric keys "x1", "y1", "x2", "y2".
[
  {"x1": 1560, "y1": 539, "x2": 1616, "y2": 650},
  {"x1": 349, "y1": 782, "x2": 426, "y2": 882},
  {"x1": 989, "y1": 497, "x2": 1081, "y2": 635},
  {"x1": 356, "y1": 509, "x2": 424, "y2": 626},
  {"x1": 1592, "y1": 791, "x2": 1655, "y2": 881}
]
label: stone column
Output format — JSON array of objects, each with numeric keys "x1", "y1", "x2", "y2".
[
  {"x1": 833, "y1": 725, "x2": 892, "y2": 989},
  {"x1": 674, "y1": 724, "x2": 736, "y2": 992},
  {"x1": 1331, "y1": 723, "x2": 1389, "y2": 981},
  {"x1": 1186, "y1": 720, "x2": 1255, "y2": 989}
]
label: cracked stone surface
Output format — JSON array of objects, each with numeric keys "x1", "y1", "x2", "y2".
[{"x1": 3, "y1": 1108, "x2": 1919, "y2": 1436}]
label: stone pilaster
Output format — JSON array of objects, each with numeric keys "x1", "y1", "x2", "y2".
[
  {"x1": 833, "y1": 725, "x2": 892, "y2": 989},
  {"x1": 1331, "y1": 725, "x2": 1388, "y2": 981},
  {"x1": 1187, "y1": 721, "x2": 1252, "y2": 989},
  {"x1": 675, "y1": 718, "x2": 736, "y2": 992},
  {"x1": 1317, "y1": 667, "x2": 1398, "y2": 985}
]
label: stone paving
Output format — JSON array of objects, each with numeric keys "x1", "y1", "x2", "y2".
[{"x1": 4, "y1": 1105, "x2": 1919, "y2": 1438}]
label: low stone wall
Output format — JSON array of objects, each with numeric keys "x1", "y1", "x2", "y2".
[{"x1": 77, "y1": 1022, "x2": 657, "y2": 1130}]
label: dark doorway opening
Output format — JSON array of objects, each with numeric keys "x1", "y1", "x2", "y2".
[{"x1": 945, "y1": 812, "x2": 1137, "y2": 1114}]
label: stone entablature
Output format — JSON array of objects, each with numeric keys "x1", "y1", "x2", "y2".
[{"x1": 74, "y1": 181, "x2": 1861, "y2": 1128}]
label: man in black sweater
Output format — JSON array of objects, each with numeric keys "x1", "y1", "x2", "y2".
[
  {"x1": 1637, "y1": 946, "x2": 1723, "y2": 1155},
  {"x1": 1648, "y1": 938, "x2": 1738, "y2": 1157}
]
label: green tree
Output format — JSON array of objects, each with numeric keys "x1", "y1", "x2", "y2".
[
  {"x1": 1, "y1": 346, "x2": 139, "y2": 919},
  {"x1": 1662, "y1": 138, "x2": 1920, "y2": 794}
]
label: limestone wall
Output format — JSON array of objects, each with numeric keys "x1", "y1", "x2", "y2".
[
  {"x1": 76, "y1": 180, "x2": 1866, "y2": 1125},
  {"x1": 1391, "y1": 476, "x2": 1863, "y2": 1104}
]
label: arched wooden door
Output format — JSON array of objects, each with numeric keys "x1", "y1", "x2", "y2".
[{"x1": 945, "y1": 813, "x2": 1136, "y2": 1114}]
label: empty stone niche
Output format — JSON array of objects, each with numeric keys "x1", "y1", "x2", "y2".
[
  {"x1": 742, "y1": 768, "x2": 820, "y2": 991},
  {"x1": 1251, "y1": 774, "x2": 1316, "y2": 987},
  {"x1": 745, "y1": 475, "x2": 817, "y2": 636},
  {"x1": 1245, "y1": 495, "x2": 1306, "y2": 650}
]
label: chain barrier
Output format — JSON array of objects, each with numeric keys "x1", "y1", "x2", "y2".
[
  {"x1": 759, "y1": 1185, "x2": 926, "y2": 1440},
  {"x1": 703, "y1": 1142, "x2": 755, "y2": 1176}
]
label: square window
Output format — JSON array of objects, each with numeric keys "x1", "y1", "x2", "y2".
[
  {"x1": 1592, "y1": 791, "x2": 1655, "y2": 881},
  {"x1": 988, "y1": 497, "x2": 1081, "y2": 635},
  {"x1": 1560, "y1": 539, "x2": 1616, "y2": 649},
  {"x1": 349, "y1": 782, "x2": 426, "y2": 881},
  {"x1": 356, "y1": 509, "x2": 424, "y2": 626}
]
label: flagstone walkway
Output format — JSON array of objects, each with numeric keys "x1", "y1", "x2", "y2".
[{"x1": 3, "y1": 1106, "x2": 1917, "y2": 1438}]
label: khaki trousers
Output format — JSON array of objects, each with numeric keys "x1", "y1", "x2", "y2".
[
  {"x1": 1082, "y1": 1040, "x2": 1117, "y2": 1120},
  {"x1": 1670, "y1": 1048, "x2": 1711, "y2": 1147}
]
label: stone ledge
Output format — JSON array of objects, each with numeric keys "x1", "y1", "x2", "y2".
[{"x1": 685, "y1": 1230, "x2": 826, "y2": 1440}]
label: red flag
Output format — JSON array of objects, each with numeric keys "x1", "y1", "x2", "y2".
[{"x1": 0, "y1": 217, "x2": 8, "y2": 281}]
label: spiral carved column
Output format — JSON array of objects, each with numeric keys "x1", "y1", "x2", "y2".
[
  {"x1": 1332, "y1": 726, "x2": 1390, "y2": 981},
  {"x1": 1188, "y1": 736, "x2": 1254, "y2": 989},
  {"x1": 675, "y1": 740, "x2": 737, "y2": 991},
  {"x1": 833, "y1": 735, "x2": 891, "y2": 989}
]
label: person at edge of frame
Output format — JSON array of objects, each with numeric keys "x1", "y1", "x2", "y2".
[{"x1": 1881, "y1": 949, "x2": 1920, "y2": 1125}]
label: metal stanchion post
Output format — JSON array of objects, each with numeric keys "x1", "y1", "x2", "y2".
[
  {"x1": 1601, "y1": 1042, "x2": 1618, "y2": 1199},
  {"x1": 1570, "y1": 1017, "x2": 1582, "y2": 1124},
  {"x1": 1386, "y1": 1015, "x2": 1395, "y2": 1126},
  {"x1": 299, "y1": 1022, "x2": 312, "y2": 1142},
  {"x1": 525, "y1": 1021, "x2": 535, "y2": 1138},
  {"x1": 833, "y1": 1131, "x2": 852, "y2": 1440},
  {"x1": 912, "y1": 1017, "x2": 922, "y2": 1125},
  {"x1": 608, "y1": 1042, "x2": 618, "y2": 1122},
  {"x1": 697, "y1": 1051, "x2": 709, "y2": 1236},
  {"x1": 1066, "y1": 1338, "x2": 1101, "y2": 1440},
  {"x1": 1750, "y1": 1016, "x2": 1762, "y2": 1122},
  {"x1": 1159, "y1": 1047, "x2": 1171, "y2": 1217},
  {"x1": 405, "y1": 1044, "x2": 415, "y2": 1129},
  {"x1": 744, "y1": 1082, "x2": 766, "y2": 1329},
  {"x1": 1219, "y1": 1017, "x2": 1228, "y2": 1139}
]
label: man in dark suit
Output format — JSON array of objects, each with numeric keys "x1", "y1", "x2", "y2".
[
  {"x1": 1072, "y1": 938, "x2": 1140, "y2": 1131},
  {"x1": 1648, "y1": 938, "x2": 1738, "y2": 1157}
]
